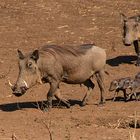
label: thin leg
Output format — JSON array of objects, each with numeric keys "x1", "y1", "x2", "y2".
[
  {"x1": 54, "y1": 88, "x2": 70, "y2": 108},
  {"x1": 81, "y1": 79, "x2": 95, "y2": 106},
  {"x1": 96, "y1": 70, "x2": 106, "y2": 104},
  {"x1": 134, "y1": 41, "x2": 140, "y2": 66},
  {"x1": 123, "y1": 89, "x2": 127, "y2": 102},
  {"x1": 113, "y1": 91, "x2": 118, "y2": 101},
  {"x1": 134, "y1": 40, "x2": 139, "y2": 54},
  {"x1": 46, "y1": 80, "x2": 59, "y2": 109},
  {"x1": 126, "y1": 89, "x2": 134, "y2": 101},
  {"x1": 133, "y1": 92, "x2": 138, "y2": 101}
]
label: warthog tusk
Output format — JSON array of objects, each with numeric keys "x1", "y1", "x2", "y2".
[
  {"x1": 8, "y1": 80, "x2": 13, "y2": 87},
  {"x1": 23, "y1": 80, "x2": 28, "y2": 88}
]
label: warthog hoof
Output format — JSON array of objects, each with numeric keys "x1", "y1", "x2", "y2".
[
  {"x1": 80, "y1": 102, "x2": 87, "y2": 107},
  {"x1": 40, "y1": 101, "x2": 52, "y2": 111},
  {"x1": 65, "y1": 104, "x2": 71, "y2": 108},
  {"x1": 58, "y1": 100, "x2": 71, "y2": 108},
  {"x1": 43, "y1": 107, "x2": 50, "y2": 112},
  {"x1": 98, "y1": 100, "x2": 106, "y2": 106},
  {"x1": 62, "y1": 101, "x2": 71, "y2": 108},
  {"x1": 124, "y1": 97, "x2": 128, "y2": 102}
]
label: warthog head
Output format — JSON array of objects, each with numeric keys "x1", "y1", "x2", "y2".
[
  {"x1": 10, "y1": 50, "x2": 42, "y2": 97},
  {"x1": 122, "y1": 79, "x2": 134, "y2": 89},
  {"x1": 121, "y1": 13, "x2": 140, "y2": 46},
  {"x1": 109, "y1": 80, "x2": 119, "y2": 91}
]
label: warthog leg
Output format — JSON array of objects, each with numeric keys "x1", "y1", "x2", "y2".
[
  {"x1": 95, "y1": 70, "x2": 106, "y2": 104},
  {"x1": 122, "y1": 89, "x2": 127, "y2": 102},
  {"x1": 54, "y1": 88, "x2": 70, "y2": 108},
  {"x1": 46, "y1": 81, "x2": 59, "y2": 109},
  {"x1": 134, "y1": 41, "x2": 140, "y2": 66},
  {"x1": 126, "y1": 91, "x2": 138, "y2": 101},
  {"x1": 126, "y1": 92, "x2": 133, "y2": 101},
  {"x1": 133, "y1": 92, "x2": 138, "y2": 101},
  {"x1": 113, "y1": 91, "x2": 118, "y2": 101},
  {"x1": 81, "y1": 79, "x2": 95, "y2": 106}
]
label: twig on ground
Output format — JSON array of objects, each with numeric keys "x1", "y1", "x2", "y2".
[
  {"x1": 115, "y1": 118, "x2": 122, "y2": 129},
  {"x1": 128, "y1": 111, "x2": 140, "y2": 128},
  {"x1": 129, "y1": 131, "x2": 136, "y2": 140},
  {"x1": 11, "y1": 133, "x2": 18, "y2": 140},
  {"x1": 41, "y1": 120, "x2": 53, "y2": 140},
  {"x1": 128, "y1": 111, "x2": 139, "y2": 140}
]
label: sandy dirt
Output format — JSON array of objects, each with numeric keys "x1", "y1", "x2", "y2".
[{"x1": 0, "y1": 0, "x2": 140, "y2": 140}]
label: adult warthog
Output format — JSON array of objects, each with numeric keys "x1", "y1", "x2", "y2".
[
  {"x1": 121, "y1": 13, "x2": 140, "y2": 66},
  {"x1": 10, "y1": 44, "x2": 107, "y2": 109}
]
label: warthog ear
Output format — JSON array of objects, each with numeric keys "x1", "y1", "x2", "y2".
[
  {"x1": 120, "y1": 13, "x2": 127, "y2": 22},
  {"x1": 31, "y1": 50, "x2": 39, "y2": 61},
  {"x1": 17, "y1": 50, "x2": 24, "y2": 60}
]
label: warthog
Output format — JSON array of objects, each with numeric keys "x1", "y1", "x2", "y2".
[
  {"x1": 121, "y1": 14, "x2": 140, "y2": 66},
  {"x1": 10, "y1": 44, "x2": 107, "y2": 109},
  {"x1": 123, "y1": 78, "x2": 140, "y2": 101},
  {"x1": 109, "y1": 77, "x2": 132, "y2": 101}
]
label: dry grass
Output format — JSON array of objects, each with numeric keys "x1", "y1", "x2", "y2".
[
  {"x1": 32, "y1": 100, "x2": 53, "y2": 140},
  {"x1": 129, "y1": 111, "x2": 139, "y2": 140},
  {"x1": 129, "y1": 131, "x2": 136, "y2": 140},
  {"x1": 11, "y1": 133, "x2": 18, "y2": 140}
]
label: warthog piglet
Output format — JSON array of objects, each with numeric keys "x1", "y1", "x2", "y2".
[{"x1": 109, "y1": 77, "x2": 132, "y2": 101}]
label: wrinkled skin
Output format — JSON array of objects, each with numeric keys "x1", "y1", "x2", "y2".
[
  {"x1": 11, "y1": 44, "x2": 107, "y2": 109},
  {"x1": 121, "y1": 13, "x2": 140, "y2": 66}
]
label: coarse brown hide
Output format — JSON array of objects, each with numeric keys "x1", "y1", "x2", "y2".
[
  {"x1": 11, "y1": 44, "x2": 107, "y2": 109},
  {"x1": 121, "y1": 13, "x2": 140, "y2": 66}
]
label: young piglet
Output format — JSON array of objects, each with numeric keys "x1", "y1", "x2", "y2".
[
  {"x1": 109, "y1": 77, "x2": 132, "y2": 101},
  {"x1": 123, "y1": 78, "x2": 140, "y2": 101}
]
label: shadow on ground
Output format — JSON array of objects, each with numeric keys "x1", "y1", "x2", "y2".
[
  {"x1": 0, "y1": 97, "x2": 139, "y2": 112},
  {"x1": 107, "y1": 95, "x2": 140, "y2": 102},
  {"x1": 107, "y1": 55, "x2": 137, "y2": 66},
  {"x1": 106, "y1": 97, "x2": 126, "y2": 102},
  {"x1": 0, "y1": 99, "x2": 82, "y2": 112}
]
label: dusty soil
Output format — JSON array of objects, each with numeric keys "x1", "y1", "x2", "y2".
[{"x1": 0, "y1": 0, "x2": 140, "y2": 140}]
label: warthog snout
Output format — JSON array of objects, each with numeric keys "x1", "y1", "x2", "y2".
[
  {"x1": 109, "y1": 80, "x2": 119, "y2": 91},
  {"x1": 13, "y1": 86, "x2": 28, "y2": 97},
  {"x1": 123, "y1": 39, "x2": 132, "y2": 46},
  {"x1": 123, "y1": 35, "x2": 132, "y2": 46},
  {"x1": 9, "y1": 80, "x2": 28, "y2": 97}
]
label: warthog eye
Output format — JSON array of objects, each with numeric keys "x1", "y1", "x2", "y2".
[{"x1": 27, "y1": 62, "x2": 33, "y2": 68}]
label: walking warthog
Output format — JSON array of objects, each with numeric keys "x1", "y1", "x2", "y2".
[
  {"x1": 121, "y1": 13, "x2": 140, "y2": 66},
  {"x1": 109, "y1": 77, "x2": 132, "y2": 101},
  {"x1": 10, "y1": 44, "x2": 107, "y2": 109}
]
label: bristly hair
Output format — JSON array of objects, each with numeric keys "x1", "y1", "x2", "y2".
[{"x1": 40, "y1": 44, "x2": 95, "y2": 57}]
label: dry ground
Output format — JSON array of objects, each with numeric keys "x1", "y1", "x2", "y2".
[{"x1": 0, "y1": 0, "x2": 140, "y2": 140}]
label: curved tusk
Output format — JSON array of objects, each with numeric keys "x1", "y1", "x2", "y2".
[
  {"x1": 23, "y1": 80, "x2": 28, "y2": 88},
  {"x1": 8, "y1": 80, "x2": 13, "y2": 87}
]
